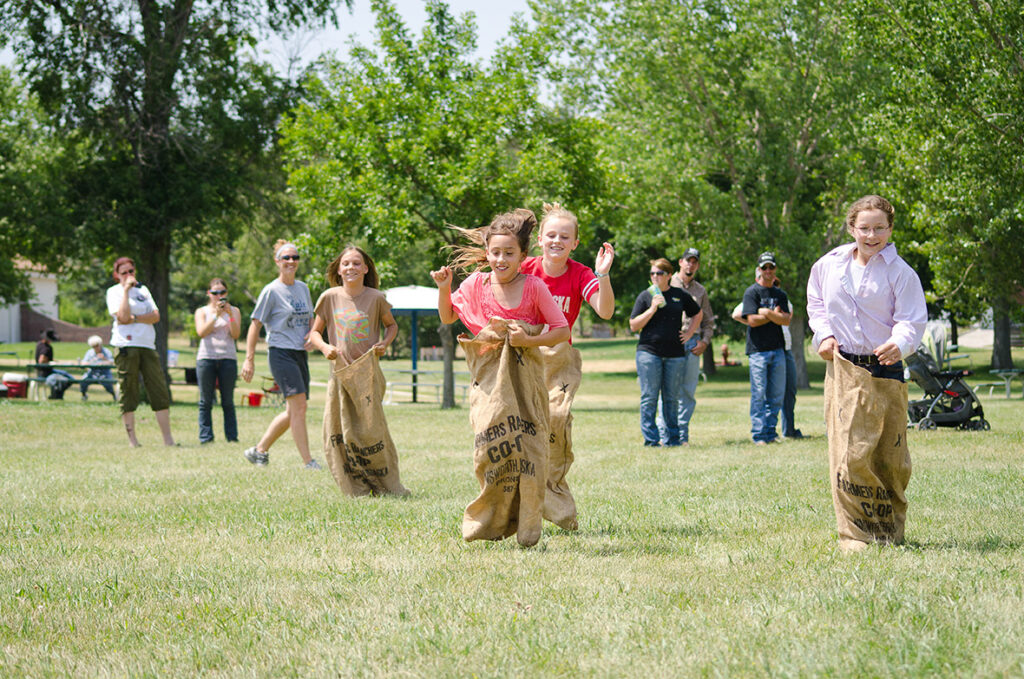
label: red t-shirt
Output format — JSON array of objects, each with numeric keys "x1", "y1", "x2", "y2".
[{"x1": 520, "y1": 257, "x2": 600, "y2": 330}]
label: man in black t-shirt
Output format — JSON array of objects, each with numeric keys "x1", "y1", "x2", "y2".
[{"x1": 740, "y1": 253, "x2": 791, "y2": 444}]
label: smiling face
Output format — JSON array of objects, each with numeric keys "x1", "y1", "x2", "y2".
[
  {"x1": 275, "y1": 245, "x2": 300, "y2": 278},
  {"x1": 337, "y1": 249, "x2": 368, "y2": 287},
  {"x1": 849, "y1": 208, "x2": 892, "y2": 265},
  {"x1": 486, "y1": 233, "x2": 525, "y2": 284},
  {"x1": 538, "y1": 216, "x2": 579, "y2": 265},
  {"x1": 757, "y1": 263, "x2": 777, "y2": 288}
]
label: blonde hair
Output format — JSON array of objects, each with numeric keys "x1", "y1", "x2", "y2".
[
  {"x1": 845, "y1": 195, "x2": 894, "y2": 231},
  {"x1": 447, "y1": 208, "x2": 537, "y2": 273},
  {"x1": 540, "y1": 202, "x2": 579, "y2": 238},
  {"x1": 87, "y1": 335, "x2": 103, "y2": 347},
  {"x1": 273, "y1": 239, "x2": 298, "y2": 259}
]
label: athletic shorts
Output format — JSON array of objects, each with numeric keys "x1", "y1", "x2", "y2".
[
  {"x1": 268, "y1": 347, "x2": 310, "y2": 399},
  {"x1": 115, "y1": 346, "x2": 171, "y2": 413}
]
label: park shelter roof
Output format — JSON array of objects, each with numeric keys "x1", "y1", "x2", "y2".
[{"x1": 384, "y1": 285, "x2": 438, "y2": 316}]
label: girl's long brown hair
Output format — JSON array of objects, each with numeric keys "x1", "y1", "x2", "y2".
[
  {"x1": 447, "y1": 208, "x2": 537, "y2": 273},
  {"x1": 326, "y1": 245, "x2": 379, "y2": 289}
]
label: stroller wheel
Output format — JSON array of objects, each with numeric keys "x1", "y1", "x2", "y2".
[
  {"x1": 979, "y1": 419, "x2": 991, "y2": 431},
  {"x1": 918, "y1": 418, "x2": 937, "y2": 431}
]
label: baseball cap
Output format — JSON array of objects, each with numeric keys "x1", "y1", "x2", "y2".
[
  {"x1": 680, "y1": 248, "x2": 701, "y2": 262},
  {"x1": 757, "y1": 252, "x2": 776, "y2": 268}
]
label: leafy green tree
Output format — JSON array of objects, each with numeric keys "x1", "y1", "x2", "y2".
[
  {"x1": 280, "y1": 0, "x2": 618, "y2": 406},
  {"x1": 845, "y1": 0, "x2": 1024, "y2": 368},
  {"x1": 1, "y1": 0, "x2": 345, "y2": 365},
  {"x1": 535, "y1": 0, "x2": 873, "y2": 384},
  {"x1": 0, "y1": 66, "x2": 65, "y2": 306}
]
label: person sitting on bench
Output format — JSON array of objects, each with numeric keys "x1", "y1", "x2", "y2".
[{"x1": 80, "y1": 335, "x2": 116, "y2": 401}]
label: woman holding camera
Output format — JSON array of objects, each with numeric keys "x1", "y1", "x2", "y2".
[{"x1": 194, "y1": 277, "x2": 241, "y2": 444}]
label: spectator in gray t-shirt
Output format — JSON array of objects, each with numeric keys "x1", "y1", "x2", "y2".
[{"x1": 240, "y1": 239, "x2": 320, "y2": 471}]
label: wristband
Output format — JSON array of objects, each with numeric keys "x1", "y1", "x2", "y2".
[{"x1": 594, "y1": 272, "x2": 608, "y2": 279}]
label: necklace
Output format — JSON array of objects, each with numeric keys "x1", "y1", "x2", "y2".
[{"x1": 491, "y1": 272, "x2": 522, "y2": 285}]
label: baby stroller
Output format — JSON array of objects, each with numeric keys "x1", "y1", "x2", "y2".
[{"x1": 906, "y1": 327, "x2": 989, "y2": 431}]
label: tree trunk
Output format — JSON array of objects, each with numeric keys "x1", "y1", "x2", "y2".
[
  {"x1": 139, "y1": 236, "x2": 172, "y2": 396},
  {"x1": 702, "y1": 342, "x2": 717, "y2": 376},
  {"x1": 991, "y1": 304, "x2": 1014, "y2": 370},
  {"x1": 790, "y1": 308, "x2": 810, "y2": 389},
  {"x1": 439, "y1": 322, "x2": 456, "y2": 409},
  {"x1": 949, "y1": 316, "x2": 959, "y2": 348}
]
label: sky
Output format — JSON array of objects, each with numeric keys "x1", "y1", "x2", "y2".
[
  {"x1": 260, "y1": 0, "x2": 533, "y2": 73},
  {"x1": 2, "y1": 1, "x2": 533, "y2": 72}
]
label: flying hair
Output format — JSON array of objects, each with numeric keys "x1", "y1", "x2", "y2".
[{"x1": 446, "y1": 208, "x2": 538, "y2": 273}]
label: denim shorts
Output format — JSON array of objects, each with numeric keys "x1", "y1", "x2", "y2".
[{"x1": 267, "y1": 347, "x2": 310, "y2": 398}]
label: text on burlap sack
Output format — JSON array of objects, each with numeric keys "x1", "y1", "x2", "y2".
[
  {"x1": 331, "y1": 434, "x2": 389, "y2": 477},
  {"x1": 476, "y1": 416, "x2": 540, "y2": 492},
  {"x1": 836, "y1": 473, "x2": 897, "y2": 535}
]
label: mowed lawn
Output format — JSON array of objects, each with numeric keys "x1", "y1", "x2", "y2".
[{"x1": 2, "y1": 339, "x2": 1023, "y2": 677}]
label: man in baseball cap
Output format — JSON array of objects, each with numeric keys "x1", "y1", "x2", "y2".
[
  {"x1": 662, "y1": 247, "x2": 715, "y2": 445},
  {"x1": 739, "y1": 251, "x2": 791, "y2": 444}
]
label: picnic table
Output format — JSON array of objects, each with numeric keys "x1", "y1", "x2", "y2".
[
  {"x1": 385, "y1": 368, "x2": 471, "y2": 404},
  {"x1": 25, "y1": 363, "x2": 118, "y2": 400},
  {"x1": 983, "y1": 368, "x2": 1024, "y2": 399}
]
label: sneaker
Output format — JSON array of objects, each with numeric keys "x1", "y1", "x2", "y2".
[
  {"x1": 304, "y1": 459, "x2": 322, "y2": 471},
  {"x1": 244, "y1": 446, "x2": 269, "y2": 466}
]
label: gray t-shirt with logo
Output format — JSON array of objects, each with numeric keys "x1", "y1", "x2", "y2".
[{"x1": 251, "y1": 279, "x2": 313, "y2": 350}]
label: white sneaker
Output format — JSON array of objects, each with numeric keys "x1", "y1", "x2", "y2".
[
  {"x1": 304, "y1": 459, "x2": 322, "y2": 471},
  {"x1": 244, "y1": 446, "x2": 269, "y2": 466}
]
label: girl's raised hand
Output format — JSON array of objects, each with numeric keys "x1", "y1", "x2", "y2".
[
  {"x1": 595, "y1": 242, "x2": 615, "y2": 275},
  {"x1": 430, "y1": 266, "x2": 453, "y2": 287}
]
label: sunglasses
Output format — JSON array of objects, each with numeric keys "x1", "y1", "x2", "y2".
[
  {"x1": 120, "y1": 268, "x2": 135, "y2": 275},
  {"x1": 649, "y1": 271, "x2": 668, "y2": 276},
  {"x1": 210, "y1": 289, "x2": 228, "y2": 295},
  {"x1": 759, "y1": 264, "x2": 776, "y2": 270},
  {"x1": 278, "y1": 254, "x2": 301, "y2": 261}
]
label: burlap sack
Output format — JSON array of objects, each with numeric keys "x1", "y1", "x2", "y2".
[
  {"x1": 824, "y1": 354, "x2": 911, "y2": 548},
  {"x1": 538, "y1": 343, "x2": 582, "y2": 531},
  {"x1": 458, "y1": 319, "x2": 550, "y2": 547},
  {"x1": 323, "y1": 350, "x2": 409, "y2": 497}
]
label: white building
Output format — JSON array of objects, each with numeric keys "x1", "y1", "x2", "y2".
[{"x1": 0, "y1": 259, "x2": 58, "y2": 343}]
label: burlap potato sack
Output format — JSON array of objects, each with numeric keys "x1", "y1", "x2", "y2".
[
  {"x1": 824, "y1": 353, "x2": 911, "y2": 548},
  {"x1": 538, "y1": 343, "x2": 583, "y2": 531},
  {"x1": 458, "y1": 319, "x2": 550, "y2": 547},
  {"x1": 323, "y1": 350, "x2": 409, "y2": 497}
]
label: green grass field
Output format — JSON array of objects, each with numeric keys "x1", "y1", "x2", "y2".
[{"x1": 2, "y1": 339, "x2": 1023, "y2": 677}]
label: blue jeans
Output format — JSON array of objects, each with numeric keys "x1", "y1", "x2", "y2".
[
  {"x1": 80, "y1": 368, "x2": 116, "y2": 398},
  {"x1": 655, "y1": 336, "x2": 701, "y2": 443},
  {"x1": 780, "y1": 349, "x2": 800, "y2": 437},
  {"x1": 637, "y1": 350, "x2": 688, "y2": 445},
  {"x1": 197, "y1": 358, "x2": 238, "y2": 443},
  {"x1": 748, "y1": 349, "x2": 786, "y2": 442},
  {"x1": 45, "y1": 369, "x2": 74, "y2": 398}
]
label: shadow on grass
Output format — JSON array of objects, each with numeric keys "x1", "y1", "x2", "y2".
[
  {"x1": 547, "y1": 522, "x2": 715, "y2": 556},
  {"x1": 903, "y1": 535, "x2": 1022, "y2": 553}
]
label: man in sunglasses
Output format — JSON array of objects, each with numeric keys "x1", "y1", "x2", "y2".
[{"x1": 739, "y1": 252, "x2": 791, "y2": 445}]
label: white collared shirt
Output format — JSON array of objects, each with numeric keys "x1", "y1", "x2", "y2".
[{"x1": 806, "y1": 242, "x2": 926, "y2": 359}]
